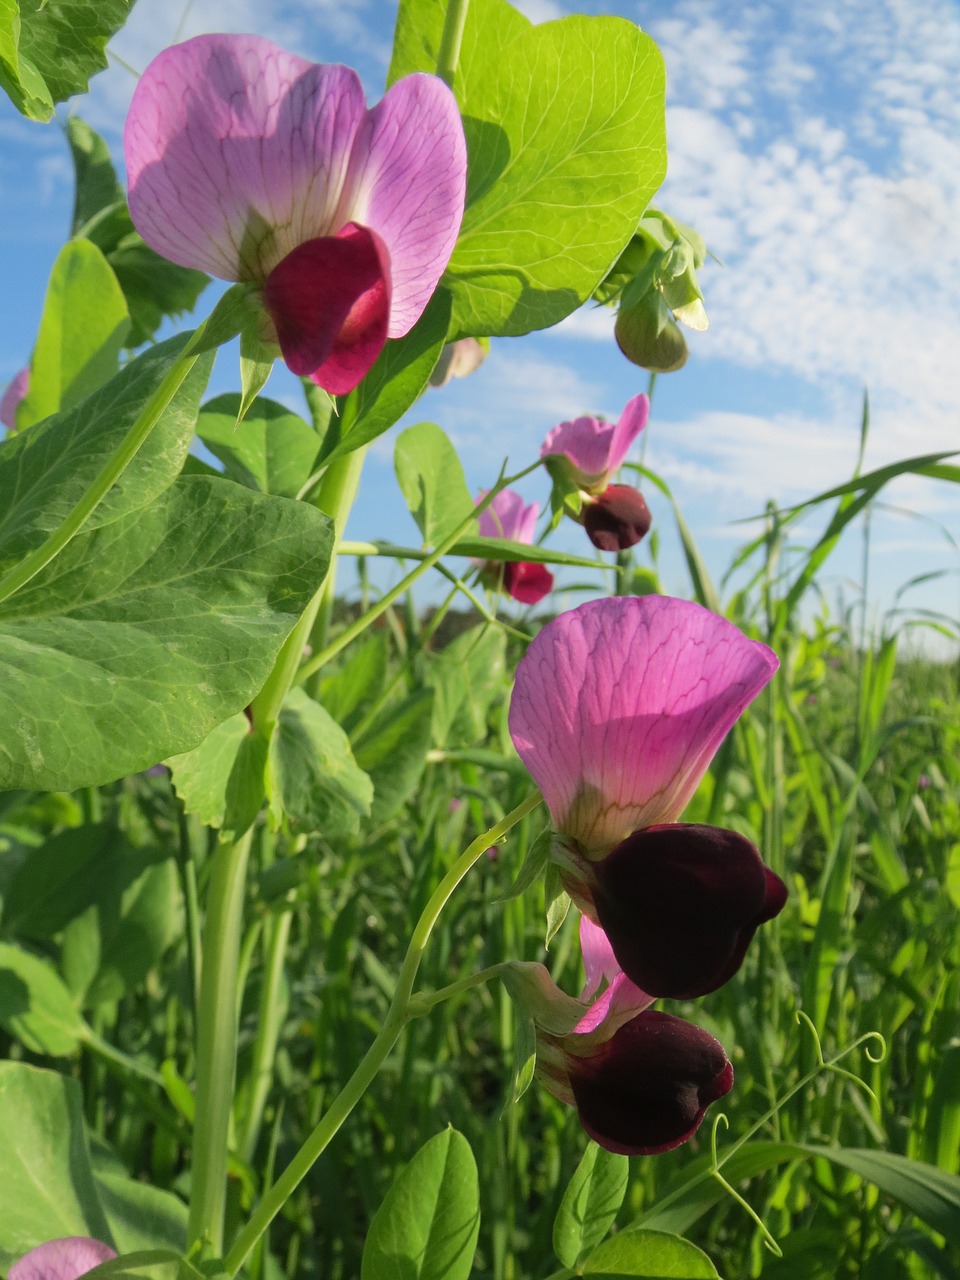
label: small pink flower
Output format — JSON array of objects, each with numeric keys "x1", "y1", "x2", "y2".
[
  {"x1": 9, "y1": 1239, "x2": 116, "y2": 1280},
  {"x1": 509, "y1": 596, "x2": 786, "y2": 998},
  {"x1": 1, "y1": 366, "x2": 29, "y2": 430},
  {"x1": 476, "y1": 489, "x2": 553, "y2": 606},
  {"x1": 540, "y1": 394, "x2": 649, "y2": 492},
  {"x1": 429, "y1": 337, "x2": 487, "y2": 387},
  {"x1": 125, "y1": 35, "x2": 466, "y2": 394}
]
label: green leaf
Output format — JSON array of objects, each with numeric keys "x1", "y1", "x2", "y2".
[
  {"x1": 450, "y1": 536, "x2": 607, "y2": 569},
  {"x1": 0, "y1": 0, "x2": 54, "y2": 120},
  {"x1": 427, "y1": 625, "x2": 506, "y2": 748},
  {"x1": 390, "y1": 0, "x2": 666, "y2": 338},
  {"x1": 354, "y1": 688, "x2": 435, "y2": 824},
  {"x1": 0, "y1": 335, "x2": 213, "y2": 567},
  {"x1": 237, "y1": 319, "x2": 275, "y2": 424},
  {"x1": 395, "y1": 422, "x2": 474, "y2": 547},
  {"x1": 361, "y1": 1128, "x2": 480, "y2": 1280},
  {"x1": 17, "y1": 239, "x2": 130, "y2": 428},
  {"x1": 554, "y1": 1145, "x2": 630, "y2": 1268},
  {"x1": 1, "y1": 823, "x2": 129, "y2": 939},
  {"x1": 0, "y1": 476, "x2": 333, "y2": 790},
  {"x1": 0, "y1": 1061, "x2": 112, "y2": 1265},
  {"x1": 93, "y1": 1173, "x2": 188, "y2": 1254},
  {"x1": 0, "y1": 940, "x2": 87, "y2": 1055},
  {"x1": 197, "y1": 395, "x2": 320, "y2": 498},
  {"x1": 166, "y1": 713, "x2": 250, "y2": 828},
  {"x1": 7, "y1": 0, "x2": 131, "y2": 119},
  {"x1": 269, "y1": 687, "x2": 373, "y2": 837},
  {"x1": 318, "y1": 631, "x2": 390, "y2": 729},
  {"x1": 579, "y1": 1229, "x2": 720, "y2": 1278},
  {"x1": 65, "y1": 115, "x2": 122, "y2": 234},
  {"x1": 320, "y1": 287, "x2": 451, "y2": 466}
]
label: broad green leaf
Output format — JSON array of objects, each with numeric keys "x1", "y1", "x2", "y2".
[
  {"x1": 318, "y1": 630, "x2": 390, "y2": 729},
  {"x1": 5, "y1": 0, "x2": 131, "y2": 120},
  {"x1": 361, "y1": 1128, "x2": 480, "y2": 1280},
  {"x1": 553, "y1": 1145, "x2": 630, "y2": 1268},
  {"x1": 354, "y1": 688, "x2": 435, "y2": 824},
  {"x1": 66, "y1": 114, "x2": 122, "y2": 233},
  {"x1": 0, "y1": 940, "x2": 87, "y2": 1054},
  {"x1": 390, "y1": 0, "x2": 666, "y2": 338},
  {"x1": 269, "y1": 687, "x2": 373, "y2": 837},
  {"x1": 94, "y1": 1173, "x2": 188, "y2": 1254},
  {"x1": 0, "y1": 0, "x2": 53, "y2": 120},
  {"x1": 580, "y1": 1229, "x2": 720, "y2": 1278},
  {"x1": 197, "y1": 394, "x2": 320, "y2": 498},
  {"x1": 428, "y1": 624, "x2": 506, "y2": 747},
  {"x1": 17, "y1": 239, "x2": 130, "y2": 428},
  {"x1": 0, "y1": 335, "x2": 213, "y2": 567},
  {"x1": 85, "y1": 1252, "x2": 204, "y2": 1280},
  {"x1": 0, "y1": 1062, "x2": 112, "y2": 1265},
  {"x1": 166, "y1": 713, "x2": 250, "y2": 828},
  {"x1": 0, "y1": 476, "x2": 333, "y2": 790},
  {"x1": 319, "y1": 287, "x2": 451, "y2": 467},
  {"x1": 1, "y1": 824, "x2": 112, "y2": 938},
  {"x1": 395, "y1": 422, "x2": 474, "y2": 547}
]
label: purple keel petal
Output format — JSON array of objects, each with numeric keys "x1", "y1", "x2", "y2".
[
  {"x1": 9, "y1": 1239, "x2": 116, "y2": 1280},
  {"x1": 125, "y1": 35, "x2": 366, "y2": 280},
  {"x1": 262, "y1": 223, "x2": 390, "y2": 394},
  {"x1": 592, "y1": 823, "x2": 788, "y2": 999},
  {"x1": 565, "y1": 1009, "x2": 733, "y2": 1155},
  {"x1": 503, "y1": 561, "x2": 554, "y2": 605},
  {"x1": 350, "y1": 73, "x2": 466, "y2": 337},
  {"x1": 509, "y1": 597, "x2": 778, "y2": 853}
]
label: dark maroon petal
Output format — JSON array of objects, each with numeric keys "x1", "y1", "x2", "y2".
[
  {"x1": 503, "y1": 560, "x2": 554, "y2": 605},
  {"x1": 262, "y1": 222, "x2": 390, "y2": 394},
  {"x1": 592, "y1": 823, "x2": 788, "y2": 1000},
  {"x1": 567, "y1": 1009, "x2": 733, "y2": 1155},
  {"x1": 583, "y1": 485, "x2": 652, "y2": 551}
]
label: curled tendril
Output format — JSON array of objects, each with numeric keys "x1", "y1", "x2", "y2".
[
  {"x1": 795, "y1": 1009, "x2": 825, "y2": 1065},
  {"x1": 796, "y1": 1013, "x2": 886, "y2": 1106},
  {"x1": 708, "y1": 1114, "x2": 782, "y2": 1257}
]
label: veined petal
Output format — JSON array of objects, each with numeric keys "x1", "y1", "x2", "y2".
[
  {"x1": 540, "y1": 395, "x2": 648, "y2": 490},
  {"x1": 9, "y1": 1239, "x2": 116, "y2": 1280},
  {"x1": 580, "y1": 913, "x2": 620, "y2": 999},
  {"x1": 477, "y1": 489, "x2": 539, "y2": 544},
  {"x1": 349, "y1": 74, "x2": 467, "y2": 337},
  {"x1": 509, "y1": 597, "x2": 778, "y2": 852},
  {"x1": 125, "y1": 35, "x2": 366, "y2": 280},
  {"x1": 263, "y1": 223, "x2": 390, "y2": 394}
]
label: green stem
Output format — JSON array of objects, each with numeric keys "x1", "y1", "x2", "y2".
[
  {"x1": 176, "y1": 807, "x2": 203, "y2": 1018},
  {"x1": 81, "y1": 1028, "x2": 164, "y2": 1087},
  {"x1": 436, "y1": 0, "x2": 471, "y2": 86},
  {"x1": 296, "y1": 461, "x2": 541, "y2": 685},
  {"x1": 188, "y1": 828, "x2": 255, "y2": 1255},
  {"x1": 407, "y1": 963, "x2": 506, "y2": 1016},
  {"x1": 239, "y1": 899, "x2": 295, "y2": 1161},
  {"x1": 249, "y1": 449, "x2": 366, "y2": 734},
  {"x1": 0, "y1": 324, "x2": 209, "y2": 606},
  {"x1": 223, "y1": 791, "x2": 542, "y2": 1277}
]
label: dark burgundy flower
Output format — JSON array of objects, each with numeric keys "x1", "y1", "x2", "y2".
[
  {"x1": 566, "y1": 1009, "x2": 733, "y2": 1155},
  {"x1": 583, "y1": 484, "x2": 652, "y2": 551},
  {"x1": 591, "y1": 823, "x2": 788, "y2": 1000}
]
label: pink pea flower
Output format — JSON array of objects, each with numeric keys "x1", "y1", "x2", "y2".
[
  {"x1": 540, "y1": 395, "x2": 653, "y2": 551},
  {"x1": 124, "y1": 35, "x2": 467, "y2": 395},
  {"x1": 476, "y1": 489, "x2": 553, "y2": 606},
  {"x1": 9, "y1": 1239, "x2": 117, "y2": 1280},
  {"x1": 429, "y1": 337, "x2": 487, "y2": 388},
  {"x1": 515, "y1": 921, "x2": 732, "y2": 1155},
  {"x1": 509, "y1": 596, "x2": 787, "y2": 999},
  {"x1": 540, "y1": 394, "x2": 649, "y2": 492},
  {"x1": 1, "y1": 366, "x2": 29, "y2": 430}
]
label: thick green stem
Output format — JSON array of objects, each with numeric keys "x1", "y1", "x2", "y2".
[
  {"x1": 436, "y1": 0, "x2": 471, "y2": 86},
  {"x1": 223, "y1": 791, "x2": 542, "y2": 1277},
  {"x1": 188, "y1": 828, "x2": 255, "y2": 1255},
  {"x1": 0, "y1": 324, "x2": 208, "y2": 606}
]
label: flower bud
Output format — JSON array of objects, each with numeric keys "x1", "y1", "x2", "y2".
[{"x1": 583, "y1": 484, "x2": 652, "y2": 551}]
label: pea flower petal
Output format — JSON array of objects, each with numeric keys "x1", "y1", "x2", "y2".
[
  {"x1": 540, "y1": 394, "x2": 649, "y2": 491},
  {"x1": 591, "y1": 823, "x2": 788, "y2": 999},
  {"x1": 125, "y1": 34, "x2": 466, "y2": 391},
  {"x1": 565, "y1": 1009, "x2": 734, "y2": 1155},
  {"x1": 476, "y1": 490, "x2": 553, "y2": 605},
  {"x1": 9, "y1": 1239, "x2": 116, "y2": 1280},
  {"x1": 1, "y1": 366, "x2": 29, "y2": 430},
  {"x1": 509, "y1": 596, "x2": 778, "y2": 852},
  {"x1": 583, "y1": 483, "x2": 652, "y2": 551}
]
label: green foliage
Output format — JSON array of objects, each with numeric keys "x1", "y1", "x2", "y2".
[
  {"x1": 395, "y1": 422, "x2": 475, "y2": 547},
  {"x1": 0, "y1": 940, "x2": 86, "y2": 1054},
  {"x1": 389, "y1": 0, "x2": 667, "y2": 338},
  {"x1": 0, "y1": 0, "x2": 131, "y2": 121},
  {"x1": 579, "y1": 1229, "x2": 721, "y2": 1277},
  {"x1": 361, "y1": 1129, "x2": 480, "y2": 1280},
  {"x1": 197, "y1": 395, "x2": 319, "y2": 499},
  {"x1": 553, "y1": 1145, "x2": 629, "y2": 1267},
  {"x1": 0, "y1": 478, "x2": 333, "y2": 789}
]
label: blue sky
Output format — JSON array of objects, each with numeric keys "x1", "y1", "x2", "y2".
[{"x1": 2, "y1": 0, "x2": 959, "y2": 650}]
